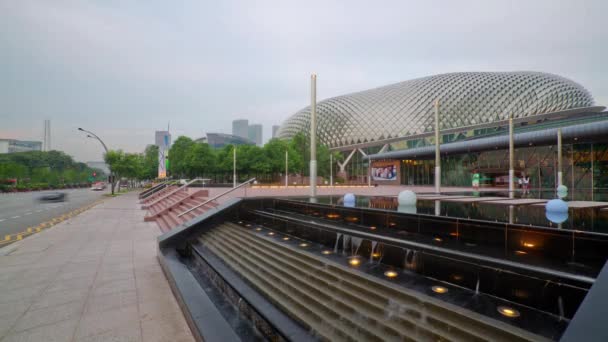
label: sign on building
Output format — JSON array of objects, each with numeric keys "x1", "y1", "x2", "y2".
[{"x1": 155, "y1": 131, "x2": 171, "y2": 179}]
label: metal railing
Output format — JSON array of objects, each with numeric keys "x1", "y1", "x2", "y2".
[
  {"x1": 139, "y1": 179, "x2": 173, "y2": 199},
  {"x1": 144, "y1": 178, "x2": 203, "y2": 208},
  {"x1": 178, "y1": 178, "x2": 256, "y2": 218}
]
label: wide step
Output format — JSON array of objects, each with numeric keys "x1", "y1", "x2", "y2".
[{"x1": 197, "y1": 223, "x2": 539, "y2": 342}]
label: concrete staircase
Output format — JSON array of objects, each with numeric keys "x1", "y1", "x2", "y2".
[
  {"x1": 144, "y1": 189, "x2": 209, "y2": 218},
  {"x1": 153, "y1": 194, "x2": 218, "y2": 233},
  {"x1": 197, "y1": 222, "x2": 540, "y2": 342},
  {"x1": 139, "y1": 185, "x2": 178, "y2": 205}
]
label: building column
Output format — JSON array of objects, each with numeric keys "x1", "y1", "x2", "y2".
[
  {"x1": 557, "y1": 128, "x2": 563, "y2": 187},
  {"x1": 509, "y1": 114, "x2": 514, "y2": 199},
  {"x1": 337, "y1": 149, "x2": 358, "y2": 179},
  {"x1": 310, "y1": 74, "x2": 317, "y2": 197},
  {"x1": 434, "y1": 99, "x2": 441, "y2": 194}
]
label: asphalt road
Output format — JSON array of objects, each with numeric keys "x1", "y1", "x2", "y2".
[{"x1": 0, "y1": 188, "x2": 107, "y2": 242}]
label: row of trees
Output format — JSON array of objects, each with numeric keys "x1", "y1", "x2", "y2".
[
  {"x1": 166, "y1": 133, "x2": 343, "y2": 183},
  {"x1": 0, "y1": 150, "x2": 106, "y2": 191},
  {"x1": 103, "y1": 145, "x2": 159, "y2": 193},
  {"x1": 101, "y1": 132, "x2": 344, "y2": 188}
]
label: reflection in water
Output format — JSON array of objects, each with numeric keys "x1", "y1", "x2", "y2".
[
  {"x1": 398, "y1": 204, "x2": 417, "y2": 214},
  {"x1": 310, "y1": 194, "x2": 608, "y2": 232}
]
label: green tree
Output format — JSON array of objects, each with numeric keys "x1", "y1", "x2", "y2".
[
  {"x1": 168, "y1": 136, "x2": 194, "y2": 178},
  {"x1": 104, "y1": 150, "x2": 146, "y2": 194},
  {"x1": 142, "y1": 145, "x2": 159, "y2": 180},
  {"x1": 186, "y1": 143, "x2": 216, "y2": 178},
  {"x1": 263, "y1": 138, "x2": 303, "y2": 179}
]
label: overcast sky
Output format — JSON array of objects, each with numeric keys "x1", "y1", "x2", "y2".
[{"x1": 1, "y1": 0, "x2": 606, "y2": 162}]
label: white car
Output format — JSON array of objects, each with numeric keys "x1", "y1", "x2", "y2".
[{"x1": 91, "y1": 182, "x2": 106, "y2": 191}]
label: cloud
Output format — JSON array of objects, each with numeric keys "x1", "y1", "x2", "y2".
[{"x1": 1, "y1": 0, "x2": 607, "y2": 161}]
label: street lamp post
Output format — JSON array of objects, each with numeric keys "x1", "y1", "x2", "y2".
[
  {"x1": 310, "y1": 74, "x2": 318, "y2": 197},
  {"x1": 285, "y1": 150, "x2": 288, "y2": 187},
  {"x1": 78, "y1": 128, "x2": 115, "y2": 195},
  {"x1": 233, "y1": 145, "x2": 237, "y2": 188},
  {"x1": 330, "y1": 153, "x2": 333, "y2": 187},
  {"x1": 434, "y1": 99, "x2": 441, "y2": 194},
  {"x1": 508, "y1": 114, "x2": 514, "y2": 199}
]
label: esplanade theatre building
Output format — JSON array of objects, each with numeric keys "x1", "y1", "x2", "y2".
[{"x1": 277, "y1": 72, "x2": 607, "y2": 192}]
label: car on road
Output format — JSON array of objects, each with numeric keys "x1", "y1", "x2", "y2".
[
  {"x1": 91, "y1": 182, "x2": 106, "y2": 191},
  {"x1": 38, "y1": 192, "x2": 67, "y2": 202}
]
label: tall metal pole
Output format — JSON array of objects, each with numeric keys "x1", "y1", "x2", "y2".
[
  {"x1": 434, "y1": 99, "x2": 441, "y2": 194},
  {"x1": 330, "y1": 153, "x2": 333, "y2": 187},
  {"x1": 233, "y1": 146, "x2": 237, "y2": 188},
  {"x1": 285, "y1": 150, "x2": 288, "y2": 187},
  {"x1": 591, "y1": 143, "x2": 594, "y2": 201},
  {"x1": 368, "y1": 157, "x2": 371, "y2": 187},
  {"x1": 79, "y1": 128, "x2": 114, "y2": 195},
  {"x1": 557, "y1": 128, "x2": 563, "y2": 187},
  {"x1": 310, "y1": 74, "x2": 317, "y2": 197},
  {"x1": 509, "y1": 114, "x2": 514, "y2": 198}
]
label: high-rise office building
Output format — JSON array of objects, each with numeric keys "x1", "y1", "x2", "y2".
[
  {"x1": 248, "y1": 124, "x2": 263, "y2": 146},
  {"x1": 232, "y1": 119, "x2": 249, "y2": 139},
  {"x1": 272, "y1": 125, "x2": 280, "y2": 138}
]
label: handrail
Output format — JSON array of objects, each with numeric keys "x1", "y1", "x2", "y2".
[
  {"x1": 145, "y1": 178, "x2": 202, "y2": 208},
  {"x1": 178, "y1": 178, "x2": 256, "y2": 217},
  {"x1": 140, "y1": 179, "x2": 173, "y2": 199}
]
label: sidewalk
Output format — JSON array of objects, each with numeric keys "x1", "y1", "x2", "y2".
[{"x1": 0, "y1": 193, "x2": 194, "y2": 342}]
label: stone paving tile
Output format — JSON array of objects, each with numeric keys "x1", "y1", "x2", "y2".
[
  {"x1": 29, "y1": 288, "x2": 89, "y2": 311},
  {"x1": 74, "y1": 324, "x2": 141, "y2": 342},
  {"x1": 0, "y1": 315, "x2": 19, "y2": 339},
  {"x1": 12, "y1": 300, "x2": 84, "y2": 332},
  {"x1": 141, "y1": 316, "x2": 194, "y2": 342},
  {"x1": 0, "y1": 285, "x2": 46, "y2": 304},
  {"x1": 0, "y1": 193, "x2": 194, "y2": 342},
  {"x1": 138, "y1": 295, "x2": 182, "y2": 322},
  {"x1": 0, "y1": 299, "x2": 31, "y2": 321},
  {"x1": 1, "y1": 319, "x2": 78, "y2": 342},
  {"x1": 75, "y1": 306, "x2": 139, "y2": 339},
  {"x1": 85, "y1": 290, "x2": 138, "y2": 314},
  {"x1": 91, "y1": 277, "x2": 136, "y2": 297},
  {"x1": 45, "y1": 274, "x2": 95, "y2": 294}
]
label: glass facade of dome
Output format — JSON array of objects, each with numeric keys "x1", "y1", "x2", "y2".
[{"x1": 277, "y1": 72, "x2": 594, "y2": 149}]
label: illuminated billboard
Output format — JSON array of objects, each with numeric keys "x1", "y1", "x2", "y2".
[{"x1": 372, "y1": 161, "x2": 398, "y2": 181}]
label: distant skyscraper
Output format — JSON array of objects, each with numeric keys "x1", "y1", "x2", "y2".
[
  {"x1": 43, "y1": 119, "x2": 51, "y2": 151},
  {"x1": 272, "y1": 125, "x2": 280, "y2": 138},
  {"x1": 155, "y1": 131, "x2": 171, "y2": 179},
  {"x1": 232, "y1": 119, "x2": 249, "y2": 139},
  {"x1": 248, "y1": 124, "x2": 263, "y2": 146}
]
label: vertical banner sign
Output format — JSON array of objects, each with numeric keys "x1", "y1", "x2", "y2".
[{"x1": 156, "y1": 131, "x2": 171, "y2": 179}]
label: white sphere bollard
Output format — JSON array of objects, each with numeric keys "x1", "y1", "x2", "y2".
[
  {"x1": 398, "y1": 190, "x2": 417, "y2": 206},
  {"x1": 398, "y1": 204, "x2": 417, "y2": 214},
  {"x1": 546, "y1": 199, "x2": 568, "y2": 213},
  {"x1": 546, "y1": 211, "x2": 568, "y2": 224},
  {"x1": 556, "y1": 185, "x2": 568, "y2": 199},
  {"x1": 343, "y1": 193, "x2": 356, "y2": 206}
]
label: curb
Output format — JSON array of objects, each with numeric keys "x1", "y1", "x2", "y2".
[{"x1": 0, "y1": 198, "x2": 107, "y2": 249}]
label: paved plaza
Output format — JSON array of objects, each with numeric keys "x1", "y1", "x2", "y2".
[
  {"x1": 0, "y1": 192, "x2": 194, "y2": 342},
  {"x1": 0, "y1": 185, "x2": 605, "y2": 342}
]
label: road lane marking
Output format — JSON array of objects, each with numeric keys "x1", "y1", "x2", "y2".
[
  {"x1": 0, "y1": 219, "x2": 5, "y2": 222},
  {"x1": 11, "y1": 216, "x2": 20, "y2": 219},
  {"x1": 36, "y1": 210, "x2": 43, "y2": 213},
  {"x1": 24, "y1": 212, "x2": 32, "y2": 216}
]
